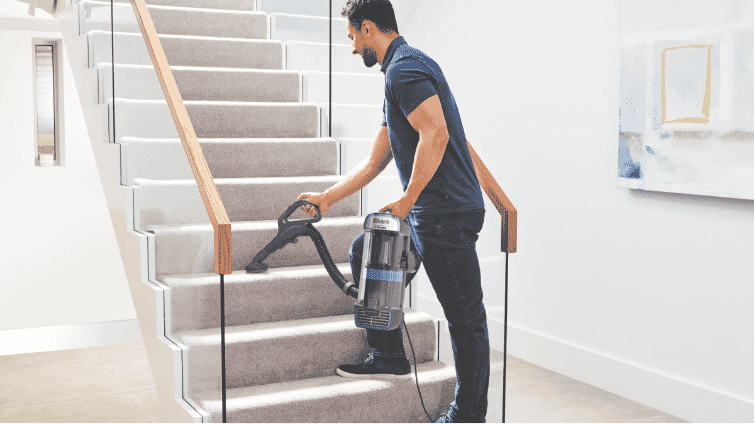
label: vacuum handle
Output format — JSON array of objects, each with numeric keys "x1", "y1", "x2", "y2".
[{"x1": 280, "y1": 200, "x2": 321, "y2": 230}]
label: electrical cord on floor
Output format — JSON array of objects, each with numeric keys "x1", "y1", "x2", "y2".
[{"x1": 404, "y1": 320, "x2": 433, "y2": 422}]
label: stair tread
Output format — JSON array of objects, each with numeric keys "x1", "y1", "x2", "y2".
[
  {"x1": 285, "y1": 39, "x2": 352, "y2": 48},
  {"x1": 174, "y1": 309, "x2": 433, "y2": 340},
  {"x1": 121, "y1": 136, "x2": 336, "y2": 143},
  {"x1": 107, "y1": 0, "x2": 256, "y2": 11},
  {"x1": 110, "y1": 98, "x2": 316, "y2": 106},
  {"x1": 88, "y1": 29, "x2": 280, "y2": 44},
  {"x1": 100, "y1": 63, "x2": 300, "y2": 74},
  {"x1": 192, "y1": 360, "x2": 455, "y2": 406},
  {"x1": 112, "y1": 98, "x2": 378, "y2": 109},
  {"x1": 270, "y1": 12, "x2": 348, "y2": 22},
  {"x1": 84, "y1": 0, "x2": 267, "y2": 15},
  {"x1": 158, "y1": 262, "x2": 351, "y2": 282},
  {"x1": 134, "y1": 175, "x2": 343, "y2": 185},
  {"x1": 147, "y1": 215, "x2": 363, "y2": 232}
]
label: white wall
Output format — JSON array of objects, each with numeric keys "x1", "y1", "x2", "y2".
[
  {"x1": 402, "y1": 0, "x2": 753, "y2": 421},
  {"x1": 0, "y1": 5, "x2": 135, "y2": 334}
]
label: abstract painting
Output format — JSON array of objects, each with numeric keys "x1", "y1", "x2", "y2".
[{"x1": 618, "y1": 26, "x2": 754, "y2": 199}]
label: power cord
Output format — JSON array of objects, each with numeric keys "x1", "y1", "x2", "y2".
[{"x1": 403, "y1": 320, "x2": 433, "y2": 422}]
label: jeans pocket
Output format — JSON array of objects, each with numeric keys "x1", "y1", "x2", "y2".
[
  {"x1": 409, "y1": 214, "x2": 438, "y2": 241},
  {"x1": 410, "y1": 213, "x2": 473, "y2": 249},
  {"x1": 457, "y1": 211, "x2": 485, "y2": 247}
]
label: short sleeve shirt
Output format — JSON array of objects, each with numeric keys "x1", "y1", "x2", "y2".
[{"x1": 380, "y1": 36, "x2": 485, "y2": 215}]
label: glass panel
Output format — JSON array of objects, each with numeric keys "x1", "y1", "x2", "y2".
[
  {"x1": 111, "y1": 1, "x2": 219, "y2": 419},
  {"x1": 35, "y1": 45, "x2": 55, "y2": 163}
]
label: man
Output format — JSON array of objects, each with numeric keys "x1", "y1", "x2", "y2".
[{"x1": 298, "y1": 0, "x2": 494, "y2": 422}]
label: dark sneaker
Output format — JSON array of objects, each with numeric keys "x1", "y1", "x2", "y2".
[
  {"x1": 336, "y1": 353, "x2": 411, "y2": 380},
  {"x1": 434, "y1": 411, "x2": 468, "y2": 423}
]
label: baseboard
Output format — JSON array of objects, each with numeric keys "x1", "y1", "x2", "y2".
[
  {"x1": 507, "y1": 323, "x2": 754, "y2": 423},
  {"x1": 416, "y1": 295, "x2": 753, "y2": 422},
  {"x1": 0, "y1": 319, "x2": 143, "y2": 356}
]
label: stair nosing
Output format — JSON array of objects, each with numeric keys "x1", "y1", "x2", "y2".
[
  {"x1": 148, "y1": 215, "x2": 364, "y2": 233},
  {"x1": 269, "y1": 12, "x2": 348, "y2": 23},
  {"x1": 158, "y1": 262, "x2": 352, "y2": 281},
  {"x1": 192, "y1": 361, "x2": 454, "y2": 403},
  {"x1": 134, "y1": 175, "x2": 343, "y2": 185},
  {"x1": 83, "y1": 0, "x2": 268, "y2": 15},
  {"x1": 89, "y1": 29, "x2": 282, "y2": 44},
  {"x1": 284, "y1": 39, "x2": 351, "y2": 48},
  {"x1": 120, "y1": 136, "x2": 337, "y2": 142},
  {"x1": 174, "y1": 309, "x2": 432, "y2": 340},
  {"x1": 99, "y1": 63, "x2": 301, "y2": 75},
  {"x1": 109, "y1": 98, "x2": 317, "y2": 106}
]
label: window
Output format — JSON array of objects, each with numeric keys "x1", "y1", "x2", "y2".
[{"x1": 33, "y1": 39, "x2": 63, "y2": 166}]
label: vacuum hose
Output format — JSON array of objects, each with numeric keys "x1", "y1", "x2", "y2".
[
  {"x1": 305, "y1": 223, "x2": 359, "y2": 299},
  {"x1": 245, "y1": 200, "x2": 358, "y2": 299}
]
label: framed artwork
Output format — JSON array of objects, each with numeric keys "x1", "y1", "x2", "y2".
[{"x1": 618, "y1": 28, "x2": 754, "y2": 199}]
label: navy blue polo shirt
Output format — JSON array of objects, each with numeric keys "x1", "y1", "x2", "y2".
[{"x1": 380, "y1": 36, "x2": 484, "y2": 215}]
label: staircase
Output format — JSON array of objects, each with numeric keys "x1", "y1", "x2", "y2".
[{"x1": 60, "y1": 0, "x2": 457, "y2": 421}]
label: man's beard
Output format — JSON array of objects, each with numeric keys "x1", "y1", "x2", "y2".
[{"x1": 362, "y1": 44, "x2": 378, "y2": 67}]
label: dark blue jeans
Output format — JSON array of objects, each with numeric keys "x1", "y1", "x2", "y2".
[{"x1": 349, "y1": 210, "x2": 490, "y2": 423}]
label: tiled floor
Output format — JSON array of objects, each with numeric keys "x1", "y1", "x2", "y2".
[{"x1": 0, "y1": 343, "x2": 687, "y2": 423}]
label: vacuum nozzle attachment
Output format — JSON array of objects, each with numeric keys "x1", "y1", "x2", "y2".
[{"x1": 245, "y1": 200, "x2": 321, "y2": 273}]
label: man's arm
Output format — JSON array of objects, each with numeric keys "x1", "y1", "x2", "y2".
[
  {"x1": 326, "y1": 125, "x2": 393, "y2": 203},
  {"x1": 379, "y1": 95, "x2": 449, "y2": 219},
  {"x1": 299, "y1": 125, "x2": 393, "y2": 215}
]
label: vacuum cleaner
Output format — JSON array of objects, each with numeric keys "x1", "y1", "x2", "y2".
[
  {"x1": 245, "y1": 199, "x2": 418, "y2": 331},
  {"x1": 245, "y1": 199, "x2": 433, "y2": 421}
]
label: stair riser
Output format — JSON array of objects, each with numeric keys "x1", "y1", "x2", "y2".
[
  {"x1": 98, "y1": 65, "x2": 300, "y2": 103},
  {"x1": 257, "y1": 0, "x2": 330, "y2": 17},
  {"x1": 109, "y1": 100, "x2": 319, "y2": 140},
  {"x1": 80, "y1": 1, "x2": 268, "y2": 39},
  {"x1": 322, "y1": 104, "x2": 382, "y2": 139},
  {"x1": 270, "y1": 13, "x2": 350, "y2": 45},
  {"x1": 87, "y1": 31, "x2": 283, "y2": 69},
  {"x1": 108, "y1": 0, "x2": 256, "y2": 11},
  {"x1": 121, "y1": 138, "x2": 338, "y2": 184},
  {"x1": 183, "y1": 314, "x2": 437, "y2": 394},
  {"x1": 152, "y1": 218, "x2": 364, "y2": 275},
  {"x1": 163, "y1": 266, "x2": 357, "y2": 332},
  {"x1": 286, "y1": 42, "x2": 380, "y2": 75},
  {"x1": 136, "y1": 177, "x2": 359, "y2": 229},
  {"x1": 302, "y1": 71, "x2": 383, "y2": 105}
]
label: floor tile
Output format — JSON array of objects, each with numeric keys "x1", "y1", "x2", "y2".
[
  {"x1": 0, "y1": 344, "x2": 155, "y2": 409},
  {"x1": 629, "y1": 414, "x2": 689, "y2": 423},
  {"x1": 0, "y1": 343, "x2": 691, "y2": 423},
  {"x1": 504, "y1": 374, "x2": 667, "y2": 423},
  {"x1": 0, "y1": 392, "x2": 151, "y2": 423},
  {"x1": 126, "y1": 390, "x2": 161, "y2": 423}
]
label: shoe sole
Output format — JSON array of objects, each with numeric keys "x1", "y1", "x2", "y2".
[{"x1": 335, "y1": 367, "x2": 414, "y2": 380}]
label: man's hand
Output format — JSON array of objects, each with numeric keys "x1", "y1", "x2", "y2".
[
  {"x1": 297, "y1": 192, "x2": 332, "y2": 217},
  {"x1": 379, "y1": 195, "x2": 415, "y2": 220}
]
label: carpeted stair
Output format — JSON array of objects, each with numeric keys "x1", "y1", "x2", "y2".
[{"x1": 77, "y1": 0, "x2": 456, "y2": 421}]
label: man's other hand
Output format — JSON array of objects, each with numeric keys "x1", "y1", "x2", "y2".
[
  {"x1": 379, "y1": 196, "x2": 415, "y2": 220},
  {"x1": 297, "y1": 192, "x2": 331, "y2": 217}
]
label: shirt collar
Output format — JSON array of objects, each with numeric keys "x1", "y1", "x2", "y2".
[{"x1": 380, "y1": 36, "x2": 406, "y2": 74}]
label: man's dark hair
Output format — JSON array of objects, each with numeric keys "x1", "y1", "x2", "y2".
[{"x1": 341, "y1": 0, "x2": 399, "y2": 34}]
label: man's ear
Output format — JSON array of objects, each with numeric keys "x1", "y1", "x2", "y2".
[{"x1": 362, "y1": 19, "x2": 375, "y2": 36}]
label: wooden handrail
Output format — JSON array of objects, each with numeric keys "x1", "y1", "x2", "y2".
[
  {"x1": 129, "y1": 0, "x2": 232, "y2": 274},
  {"x1": 467, "y1": 140, "x2": 517, "y2": 253}
]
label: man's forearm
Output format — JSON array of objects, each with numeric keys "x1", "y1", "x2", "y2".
[
  {"x1": 324, "y1": 157, "x2": 387, "y2": 205},
  {"x1": 403, "y1": 131, "x2": 449, "y2": 203}
]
